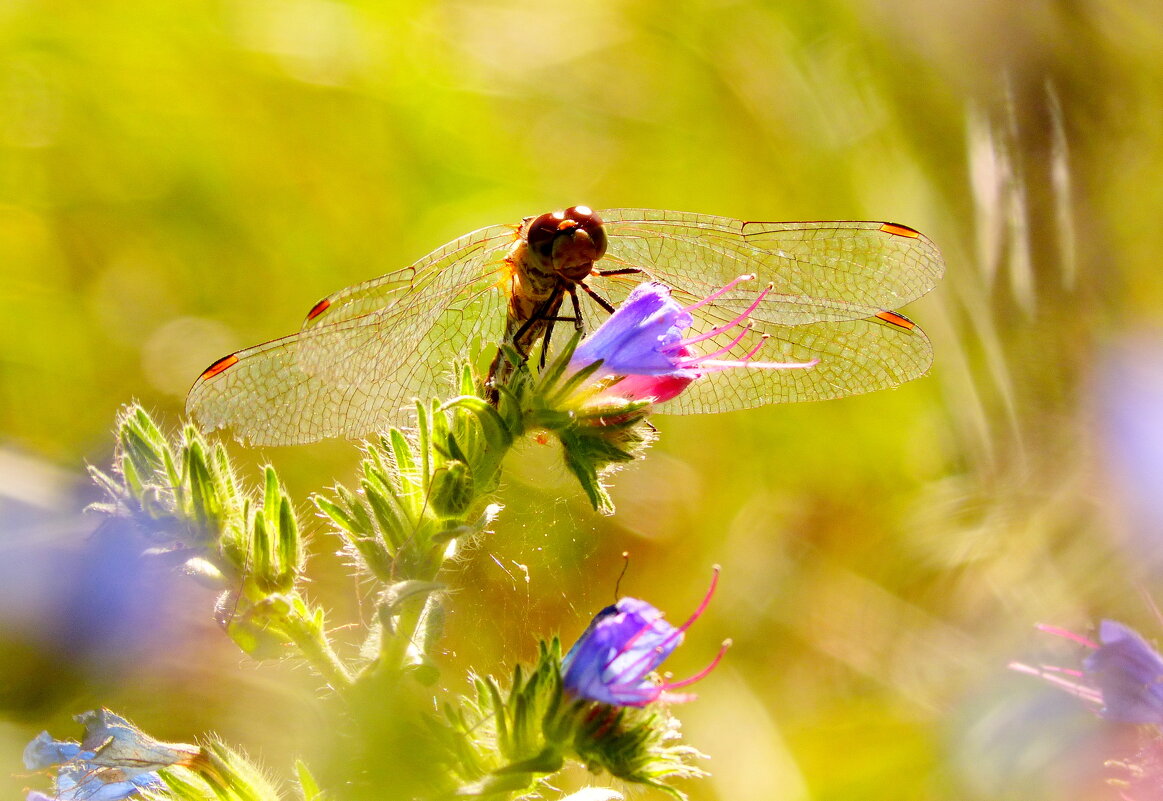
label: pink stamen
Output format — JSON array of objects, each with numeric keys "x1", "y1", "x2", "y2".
[
  {"x1": 675, "y1": 284, "x2": 772, "y2": 349},
  {"x1": 1008, "y1": 661, "x2": 1103, "y2": 704},
  {"x1": 683, "y1": 275, "x2": 755, "y2": 312},
  {"x1": 695, "y1": 333, "x2": 820, "y2": 371},
  {"x1": 677, "y1": 324, "x2": 753, "y2": 364},
  {"x1": 677, "y1": 566, "x2": 719, "y2": 634},
  {"x1": 740, "y1": 334, "x2": 771, "y2": 361},
  {"x1": 661, "y1": 638, "x2": 732, "y2": 690},
  {"x1": 609, "y1": 567, "x2": 721, "y2": 680},
  {"x1": 1037, "y1": 664, "x2": 1085, "y2": 678},
  {"x1": 699, "y1": 357, "x2": 820, "y2": 370},
  {"x1": 1036, "y1": 623, "x2": 1099, "y2": 649}
]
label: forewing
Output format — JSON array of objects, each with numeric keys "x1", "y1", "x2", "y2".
[
  {"x1": 300, "y1": 224, "x2": 518, "y2": 328},
  {"x1": 600, "y1": 209, "x2": 943, "y2": 324},
  {"x1": 186, "y1": 226, "x2": 517, "y2": 445}
]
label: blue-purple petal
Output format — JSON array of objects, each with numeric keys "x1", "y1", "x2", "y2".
[
  {"x1": 1083, "y1": 619, "x2": 1163, "y2": 723},
  {"x1": 562, "y1": 597, "x2": 684, "y2": 706},
  {"x1": 24, "y1": 710, "x2": 188, "y2": 801},
  {"x1": 56, "y1": 766, "x2": 162, "y2": 801},
  {"x1": 23, "y1": 733, "x2": 86, "y2": 772},
  {"x1": 570, "y1": 283, "x2": 692, "y2": 377}
]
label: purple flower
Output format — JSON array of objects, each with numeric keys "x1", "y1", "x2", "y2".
[
  {"x1": 1083, "y1": 620, "x2": 1163, "y2": 724},
  {"x1": 569, "y1": 277, "x2": 817, "y2": 403},
  {"x1": 561, "y1": 568, "x2": 728, "y2": 707},
  {"x1": 1012, "y1": 620, "x2": 1163, "y2": 724}
]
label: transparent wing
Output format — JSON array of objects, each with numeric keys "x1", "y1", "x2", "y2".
[
  {"x1": 583, "y1": 209, "x2": 943, "y2": 408},
  {"x1": 600, "y1": 209, "x2": 943, "y2": 324},
  {"x1": 297, "y1": 224, "x2": 519, "y2": 329},
  {"x1": 186, "y1": 225, "x2": 518, "y2": 445},
  {"x1": 660, "y1": 314, "x2": 932, "y2": 413},
  {"x1": 572, "y1": 274, "x2": 934, "y2": 409}
]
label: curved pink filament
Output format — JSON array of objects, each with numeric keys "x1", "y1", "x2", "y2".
[
  {"x1": 699, "y1": 357, "x2": 820, "y2": 371},
  {"x1": 1036, "y1": 624, "x2": 1099, "y2": 649},
  {"x1": 677, "y1": 566, "x2": 719, "y2": 633},
  {"x1": 683, "y1": 275, "x2": 755, "y2": 312},
  {"x1": 608, "y1": 567, "x2": 721, "y2": 680},
  {"x1": 606, "y1": 639, "x2": 732, "y2": 705},
  {"x1": 1009, "y1": 661, "x2": 1103, "y2": 704},
  {"x1": 677, "y1": 325, "x2": 753, "y2": 365},
  {"x1": 676, "y1": 284, "x2": 772, "y2": 348},
  {"x1": 696, "y1": 332, "x2": 819, "y2": 371},
  {"x1": 661, "y1": 638, "x2": 732, "y2": 691},
  {"x1": 739, "y1": 334, "x2": 770, "y2": 361}
]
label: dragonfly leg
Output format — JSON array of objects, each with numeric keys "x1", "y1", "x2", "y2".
[
  {"x1": 487, "y1": 288, "x2": 568, "y2": 394},
  {"x1": 509, "y1": 290, "x2": 565, "y2": 354},
  {"x1": 578, "y1": 282, "x2": 616, "y2": 314},
  {"x1": 541, "y1": 316, "x2": 556, "y2": 369},
  {"x1": 540, "y1": 288, "x2": 586, "y2": 368},
  {"x1": 596, "y1": 267, "x2": 644, "y2": 277},
  {"x1": 567, "y1": 285, "x2": 586, "y2": 329}
]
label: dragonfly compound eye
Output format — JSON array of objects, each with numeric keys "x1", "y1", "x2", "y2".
[
  {"x1": 526, "y1": 211, "x2": 565, "y2": 258},
  {"x1": 564, "y1": 205, "x2": 607, "y2": 261}
]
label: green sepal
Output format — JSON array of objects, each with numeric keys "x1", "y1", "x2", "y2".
[
  {"x1": 197, "y1": 740, "x2": 285, "y2": 801},
  {"x1": 294, "y1": 760, "x2": 324, "y2": 801},
  {"x1": 380, "y1": 580, "x2": 444, "y2": 626},
  {"x1": 430, "y1": 460, "x2": 473, "y2": 517}
]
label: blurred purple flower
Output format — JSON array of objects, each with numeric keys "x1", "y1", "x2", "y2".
[
  {"x1": 1012, "y1": 620, "x2": 1163, "y2": 724},
  {"x1": 1084, "y1": 620, "x2": 1163, "y2": 724},
  {"x1": 562, "y1": 568, "x2": 728, "y2": 707},
  {"x1": 1094, "y1": 334, "x2": 1163, "y2": 564},
  {"x1": 569, "y1": 277, "x2": 817, "y2": 403},
  {"x1": 24, "y1": 709, "x2": 199, "y2": 801}
]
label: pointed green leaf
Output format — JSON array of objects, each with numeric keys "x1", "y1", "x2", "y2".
[{"x1": 294, "y1": 760, "x2": 324, "y2": 801}]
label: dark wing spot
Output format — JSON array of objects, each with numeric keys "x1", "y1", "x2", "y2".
[
  {"x1": 875, "y1": 310, "x2": 916, "y2": 330},
  {"x1": 199, "y1": 353, "x2": 239, "y2": 380},
  {"x1": 305, "y1": 298, "x2": 331, "y2": 322},
  {"x1": 879, "y1": 222, "x2": 922, "y2": 238}
]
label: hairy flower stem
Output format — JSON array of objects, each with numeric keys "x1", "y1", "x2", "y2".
[{"x1": 281, "y1": 605, "x2": 355, "y2": 690}]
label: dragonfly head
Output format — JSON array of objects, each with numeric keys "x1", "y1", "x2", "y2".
[{"x1": 525, "y1": 205, "x2": 608, "y2": 281}]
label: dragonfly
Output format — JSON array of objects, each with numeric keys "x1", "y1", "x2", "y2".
[{"x1": 186, "y1": 206, "x2": 944, "y2": 446}]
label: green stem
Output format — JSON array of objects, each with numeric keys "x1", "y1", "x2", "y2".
[
  {"x1": 370, "y1": 560, "x2": 442, "y2": 680},
  {"x1": 282, "y1": 605, "x2": 355, "y2": 691}
]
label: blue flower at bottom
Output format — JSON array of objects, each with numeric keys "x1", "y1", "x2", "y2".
[{"x1": 562, "y1": 569, "x2": 727, "y2": 707}]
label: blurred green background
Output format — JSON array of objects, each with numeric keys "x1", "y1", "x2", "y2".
[{"x1": 4, "y1": 0, "x2": 1163, "y2": 799}]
